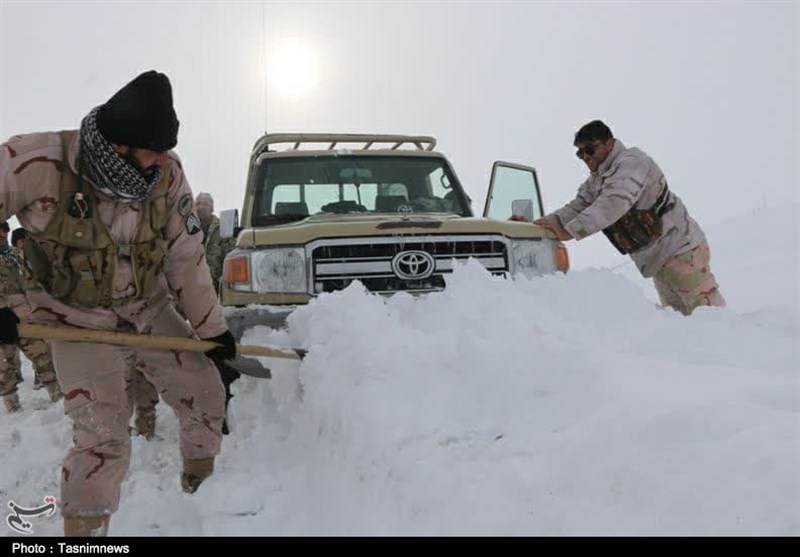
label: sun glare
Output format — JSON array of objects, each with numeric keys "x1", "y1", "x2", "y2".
[{"x1": 267, "y1": 40, "x2": 319, "y2": 101}]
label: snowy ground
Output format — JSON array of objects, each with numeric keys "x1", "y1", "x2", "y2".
[{"x1": 2, "y1": 205, "x2": 798, "y2": 536}]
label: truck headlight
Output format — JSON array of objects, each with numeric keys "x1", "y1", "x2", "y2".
[
  {"x1": 509, "y1": 239, "x2": 556, "y2": 278},
  {"x1": 250, "y1": 247, "x2": 307, "y2": 293}
]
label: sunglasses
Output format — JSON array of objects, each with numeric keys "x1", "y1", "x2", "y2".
[{"x1": 575, "y1": 142, "x2": 603, "y2": 159}]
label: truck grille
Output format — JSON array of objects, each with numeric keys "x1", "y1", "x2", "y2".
[{"x1": 309, "y1": 236, "x2": 508, "y2": 294}]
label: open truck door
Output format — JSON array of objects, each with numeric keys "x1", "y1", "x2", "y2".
[{"x1": 483, "y1": 161, "x2": 544, "y2": 223}]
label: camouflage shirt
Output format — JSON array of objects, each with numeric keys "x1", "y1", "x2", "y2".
[
  {"x1": 199, "y1": 214, "x2": 223, "y2": 287},
  {"x1": 0, "y1": 245, "x2": 33, "y2": 319},
  {"x1": 0, "y1": 131, "x2": 227, "y2": 337},
  {"x1": 545, "y1": 140, "x2": 707, "y2": 278},
  {"x1": 199, "y1": 214, "x2": 237, "y2": 292}
]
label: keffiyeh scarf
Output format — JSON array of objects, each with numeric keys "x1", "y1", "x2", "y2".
[{"x1": 78, "y1": 107, "x2": 162, "y2": 202}]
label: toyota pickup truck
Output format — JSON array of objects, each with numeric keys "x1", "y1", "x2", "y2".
[{"x1": 218, "y1": 133, "x2": 569, "y2": 334}]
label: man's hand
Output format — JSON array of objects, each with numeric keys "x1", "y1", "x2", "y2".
[
  {"x1": 203, "y1": 330, "x2": 237, "y2": 363},
  {"x1": 508, "y1": 214, "x2": 529, "y2": 222},
  {"x1": 533, "y1": 218, "x2": 573, "y2": 241},
  {"x1": 0, "y1": 307, "x2": 20, "y2": 344}
]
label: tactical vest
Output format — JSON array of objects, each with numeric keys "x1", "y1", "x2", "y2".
[
  {"x1": 23, "y1": 132, "x2": 171, "y2": 309},
  {"x1": 602, "y1": 186, "x2": 675, "y2": 255}
]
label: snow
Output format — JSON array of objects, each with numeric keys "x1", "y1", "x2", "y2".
[{"x1": 2, "y1": 204, "x2": 798, "y2": 536}]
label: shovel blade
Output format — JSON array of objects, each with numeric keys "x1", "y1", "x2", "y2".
[{"x1": 223, "y1": 355, "x2": 272, "y2": 379}]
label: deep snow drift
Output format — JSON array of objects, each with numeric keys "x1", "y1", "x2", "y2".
[{"x1": 2, "y1": 205, "x2": 798, "y2": 536}]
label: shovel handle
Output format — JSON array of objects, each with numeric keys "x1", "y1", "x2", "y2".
[{"x1": 18, "y1": 323, "x2": 304, "y2": 361}]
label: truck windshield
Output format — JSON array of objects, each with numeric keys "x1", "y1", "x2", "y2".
[{"x1": 252, "y1": 156, "x2": 471, "y2": 226}]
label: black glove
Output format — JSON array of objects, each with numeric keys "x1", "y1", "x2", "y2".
[
  {"x1": 203, "y1": 330, "x2": 237, "y2": 363},
  {"x1": 0, "y1": 307, "x2": 20, "y2": 344}
]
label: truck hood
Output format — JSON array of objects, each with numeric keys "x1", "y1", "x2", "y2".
[{"x1": 235, "y1": 213, "x2": 555, "y2": 247}]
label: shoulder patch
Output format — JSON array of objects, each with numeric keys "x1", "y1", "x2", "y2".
[
  {"x1": 186, "y1": 214, "x2": 202, "y2": 235},
  {"x1": 178, "y1": 193, "x2": 193, "y2": 217}
]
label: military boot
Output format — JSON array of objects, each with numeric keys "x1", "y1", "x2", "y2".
[
  {"x1": 181, "y1": 457, "x2": 214, "y2": 494},
  {"x1": 3, "y1": 393, "x2": 21, "y2": 413},
  {"x1": 64, "y1": 516, "x2": 110, "y2": 537}
]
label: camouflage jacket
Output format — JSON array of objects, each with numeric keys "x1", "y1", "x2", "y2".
[
  {"x1": 0, "y1": 245, "x2": 33, "y2": 319},
  {"x1": 200, "y1": 214, "x2": 237, "y2": 291},
  {"x1": 0, "y1": 131, "x2": 227, "y2": 338},
  {"x1": 544, "y1": 140, "x2": 707, "y2": 277},
  {"x1": 200, "y1": 214, "x2": 223, "y2": 287}
]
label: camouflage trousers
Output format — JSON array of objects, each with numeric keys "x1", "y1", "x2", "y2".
[
  {"x1": 654, "y1": 241, "x2": 726, "y2": 316},
  {"x1": 54, "y1": 304, "x2": 225, "y2": 518},
  {"x1": 0, "y1": 338, "x2": 58, "y2": 396}
]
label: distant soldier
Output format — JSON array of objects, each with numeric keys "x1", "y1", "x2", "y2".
[
  {"x1": 0, "y1": 223, "x2": 62, "y2": 412},
  {"x1": 194, "y1": 193, "x2": 224, "y2": 293},
  {"x1": 9, "y1": 227, "x2": 62, "y2": 397},
  {"x1": 194, "y1": 192, "x2": 239, "y2": 434}
]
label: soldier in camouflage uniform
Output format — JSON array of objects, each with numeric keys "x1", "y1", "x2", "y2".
[
  {"x1": 534, "y1": 120, "x2": 725, "y2": 316},
  {"x1": 194, "y1": 192, "x2": 225, "y2": 293},
  {"x1": 194, "y1": 192, "x2": 239, "y2": 434},
  {"x1": 10, "y1": 227, "x2": 63, "y2": 397},
  {"x1": 0, "y1": 223, "x2": 62, "y2": 412},
  {"x1": 0, "y1": 71, "x2": 236, "y2": 537}
]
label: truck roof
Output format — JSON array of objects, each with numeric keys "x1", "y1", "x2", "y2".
[{"x1": 250, "y1": 133, "x2": 438, "y2": 157}]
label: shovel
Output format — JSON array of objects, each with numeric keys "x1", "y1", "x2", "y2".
[{"x1": 17, "y1": 323, "x2": 306, "y2": 379}]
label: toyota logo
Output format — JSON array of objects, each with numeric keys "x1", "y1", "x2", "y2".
[{"x1": 391, "y1": 250, "x2": 435, "y2": 280}]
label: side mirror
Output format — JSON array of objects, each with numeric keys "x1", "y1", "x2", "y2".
[
  {"x1": 219, "y1": 209, "x2": 239, "y2": 239},
  {"x1": 511, "y1": 199, "x2": 534, "y2": 222}
]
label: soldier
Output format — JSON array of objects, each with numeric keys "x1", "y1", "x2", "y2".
[
  {"x1": 8, "y1": 226, "x2": 62, "y2": 398},
  {"x1": 194, "y1": 192, "x2": 239, "y2": 434},
  {"x1": 1, "y1": 221, "x2": 26, "y2": 411},
  {"x1": 9, "y1": 226, "x2": 28, "y2": 387},
  {"x1": 533, "y1": 120, "x2": 725, "y2": 316},
  {"x1": 0, "y1": 70, "x2": 235, "y2": 537},
  {"x1": 0, "y1": 223, "x2": 62, "y2": 411},
  {"x1": 194, "y1": 192, "x2": 225, "y2": 292}
]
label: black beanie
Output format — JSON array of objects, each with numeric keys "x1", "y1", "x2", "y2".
[
  {"x1": 96, "y1": 70, "x2": 179, "y2": 152},
  {"x1": 11, "y1": 228, "x2": 26, "y2": 246}
]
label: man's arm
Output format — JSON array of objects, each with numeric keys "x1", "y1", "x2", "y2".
[
  {"x1": 0, "y1": 137, "x2": 46, "y2": 223},
  {"x1": 562, "y1": 156, "x2": 649, "y2": 240},
  {"x1": 531, "y1": 180, "x2": 594, "y2": 240},
  {"x1": 1, "y1": 134, "x2": 67, "y2": 333},
  {"x1": 163, "y1": 160, "x2": 227, "y2": 340},
  {"x1": 536, "y1": 179, "x2": 595, "y2": 229}
]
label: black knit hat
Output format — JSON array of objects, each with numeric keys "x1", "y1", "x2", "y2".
[
  {"x1": 11, "y1": 228, "x2": 26, "y2": 246},
  {"x1": 96, "y1": 70, "x2": 179, "y2": 152}
]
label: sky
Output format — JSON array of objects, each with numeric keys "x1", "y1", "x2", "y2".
[
  {"x1": 2, "y1": 202, "x2": 797, "y2": 536},
  {"x1": 1, "y1": 0, "x2": 799, "y2": 271}
]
